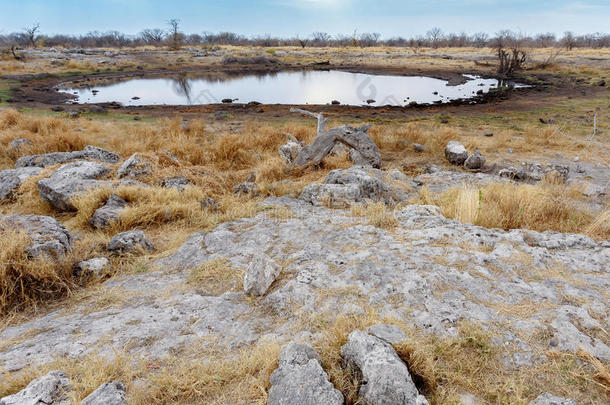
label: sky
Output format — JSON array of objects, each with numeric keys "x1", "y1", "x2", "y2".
[{"x1": 0, "y1": 0, "x2": 608, "y2": 38}]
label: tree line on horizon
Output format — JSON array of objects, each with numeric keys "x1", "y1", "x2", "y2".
[{"x1": 1, "y1": 21, "x2": 609, "y2": 50}]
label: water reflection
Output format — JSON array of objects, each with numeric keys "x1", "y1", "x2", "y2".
[{"x1": 61, "y1": 70, "x2": 524, "y2": 106}]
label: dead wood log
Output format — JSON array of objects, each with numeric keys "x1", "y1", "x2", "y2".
[{"x1": 289, "y1": 108, "x2": 381, "y2": 168}]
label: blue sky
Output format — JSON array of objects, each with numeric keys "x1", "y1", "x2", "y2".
[{"x1": 0, "y1": 0, "x2": 608, "y2": 37}]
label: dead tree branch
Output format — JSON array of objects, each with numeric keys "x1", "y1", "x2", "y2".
[{"x1": 288, "y1": 108, "x2": 381, "y2": 169}]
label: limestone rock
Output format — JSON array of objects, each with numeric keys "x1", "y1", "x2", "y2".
[
  {"x1": 8, "y1": 138, "x2": 32, "y2": 150},
  {"x1": 81, "y1": 145, "x2": 120, "y2": 164},
  {"x1": 38, "y1": 161, "x2": 111, "y2": 211},
  {"x1": 244, "y1": 253, "x2": 281, "y2": 296},
  {"x1": 90, "y1": 194, "x2": 127, "y2": 229},
  {"x1": 116, "y1": 153, "x2": 153, "y2": 179},
  {"x1": 0, "y1": 167, "x2": 41, "y2": 200},
  {"x1": 162, "y1": 176, "x2": 191, "y2": 191},
  {"x1": 15, "y1": 146, "x2": 118, "y2": 168},
  {"x1": 500, "y1": 163, "x2": 569, "y2": 183},
  {"x1": 341, "y1": 330, "x2": 425, "y2": 405},
  {"x1": 445, "y1": 141, "x2": 468, "y2": 165},
  {"x1": 233, "y1": 182, "x2": 260, "y2": 195},
  {"x1": 0, "y1": 370, "x2": 72, "y2": 405},
  {"x1": 299, "y1": 183, "x2": 362, "y2": 208},
  {"x1": 413, "y1": 143, "x2": 426, "y2": 153},
  {"x1": 0, "y1": 215, "x2": 73, "y2": 258},
  {"x1": 108, "y1": 230, "x2": 154, "y2": 254},
  {"x1": 201, "y1": 197, "x2": 219, "y2": 211},
  {"x1": 82, "y1": 381, "x2": 127, "y2": 405},
  {"x1": 73, "y1": 258, "x2": 110, "y2": 279},
  {"x1": 300, "y1": 166, "x2": 409, "y2": 208},
  {"x1": 268, "y1": 343, "x2": 343, "y2": 405},
  {"x1": 531, "y1": 393, "x2": 577, "y2": 405},
  {"x1": 279, "y1": 141, "x2": 302, "y2": 165},
  {"x1": 464, "y1": 150, "x2": 486, "y2": 170},
  {"x1": 366, "y1": 324, "x2": 407, "y2": 344},
  {"x1": 155, "y1": 232, "x2": 208, "y2": 270}
]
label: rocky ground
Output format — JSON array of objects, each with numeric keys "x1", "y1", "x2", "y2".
[
  {"x1": 0, "y1": 45, "x2": 609, "y2": 404},
  {"x1": 0, "y1": 136, "x2": 608, "y2": 404}
]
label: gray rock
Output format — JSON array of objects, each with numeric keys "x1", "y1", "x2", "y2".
[
  {"x1": 299, "y1": 183, "x2": 362, "y2": 208},
  {"x1": 366, "y1": 324, "x2": 407, "y2": 344},
  {"x1": 90, "y1": 194, "x2": 127, "y2": 229},
  {"x1": 201, "y1": 197, "x2": 220, "y2": 211},
  {"x1": 116, "y1": 153, "x2": 153, "y2": 179},
  {"x1": 0, "y1": 167, "x2": 41, "y2": 200},
  {"x1": 299, "y1": 166, "x2": 413, "y2": 208},
  {"x1": 16, "y1": 151, "x2": 80, "y2": 168},
  {"x1": 498, "y1": 163, "x2": 570, "y2": 183},
  {"x1": 341, "y1": 330, "x2": 425, "y2": 405},
  {"x1": 15, "y1": 146, "x2": 118, "y2": 168},
  {"x1": 531, "y1": 393, "x2": 577, "y2": 405},
  {"x1": 8, "y1": 138, "x2": 32, "y2": 150},
  {"x1": 38, "y1": 161, "x2": 111, "y2": 211},
  {"x1": 162, "y1": 176, "x2": 191, "y2": 191},
  {"x1": 445, "y1": 141, "x2": 469, "y2": 165},
  {"x1": 279, "y1": 141, "x2": 302, "y2": 165},
  {"x1": 464, "y1": 150, "x2": 486, "y2": 170},
  {"x1": 155, "y1": 232, "x2": 208, "y2": 270},
  {"x1": 582, "y1": 183, "x2": 606, "y2": 198},
  {"x1": 324, "y1": 166, "x2": 408, "y2": 205},
  {"x1": 81, "y1": 145, "x2": 120, "y2": 164},
  {"x1": 233, "y1": 182, "x2": 260, "y2": 195},
  {"x1": 268, "y1": 343, "x2": 343, "y2": 405},
  {"x1": 244, "y1": 253, "x2": 281, "y2": 296},
  {"x1": 82, "y1": 381, "x2": 126, "y2": 405},
  {"x1": 0, "y1": 370, "x2": 72, "y2": 405},
  {"x1": 73, "y1": 257, "x2": 110, "y2": 279},
  {"x1": 413, "y1": 143, "x2": 426, "y2": 153},
  {"x1": 0, "y1": 215, "x2": 73, "y2": 258},
  {"x1": 107, "y1": 230, "x2": 154, "y2": 254}
]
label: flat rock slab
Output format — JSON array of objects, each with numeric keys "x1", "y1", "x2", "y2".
[
  {"x1": 1, "y1": 197, "x2": 608, "y2": 375},
  {"x1": 16, "y1": 145, "x2": 119, "y2": 168}
]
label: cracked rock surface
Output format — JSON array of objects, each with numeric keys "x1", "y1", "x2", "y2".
[{"x1": 0, "y1": 197, "x2": 608, "y2": 377}]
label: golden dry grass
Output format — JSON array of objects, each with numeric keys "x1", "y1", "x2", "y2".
[
  {"x1": 0, "y1": 229, "x2": 76, "y2": 314},
  {"x1": 187, "y1": 257, "x2": 244, "y2": 296},
  {"x1": 351, "y1": 201, "x2": 397, "y2": 228},
  {"x1": 418, "y1": 181, "x2": 606, "y2": 238},
  {"x1": 0, "y1": 341, "x2": 281, "y2": 405}
]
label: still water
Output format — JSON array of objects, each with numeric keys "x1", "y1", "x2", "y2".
[{"x1": 61, "y1": 70, "x2": 516, "y2": 106}]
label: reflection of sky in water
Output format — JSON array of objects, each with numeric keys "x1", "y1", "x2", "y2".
[{"x1": 62, "y1": 71, "x2": 509, "y2": 106}]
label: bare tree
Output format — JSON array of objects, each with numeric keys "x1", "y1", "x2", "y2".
[
  {"x1": 312, "y1": 32, "x2": 331, "y2": 46},
  {"x1": 472, "y1": 32, "x2": 489, "y2": 48},
  {"x1": 562, "y1": 31, "x2": 576, "y2": 51},
  {"x1": 23, "y1": 23, "x2": 40, "y2": 47},
  {"x1": 494, "y1": 30, "x2": 527, "y2": 76},
  {"x1": 359, "y1": 32, "x2": 381, "y2": 47},
  {"x1": 296, "y1": 36, "x2": 308, "y2": 49},
  {"x1": 140, "y1": 28, "x2": 165, "y2": 45},
  {"x1": 167, "y1": 18, "x2": 183, "y2": 50},
  {"x1": 426, "y1": 27, "x2": 443, "y2": 48}
]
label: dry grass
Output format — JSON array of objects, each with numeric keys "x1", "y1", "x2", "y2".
[
  {"x1": 351, "y1": 201, "x2": 397, "y2": 228},
  {"x1": 0, "y1": 341, "x2": 280, "y2": 405},
  {"x1": 187, "y1": 257, "x2": 244, "y2": 296},
  {"x1": 0, "y1": 229, "x2": 76, "y2": 314},
  {"x1": 418, "y1": 181, "x2": 605, "y2": 238},
  {"x1": 304, "y1": 312, "x2": 610, "y2": 405}
]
